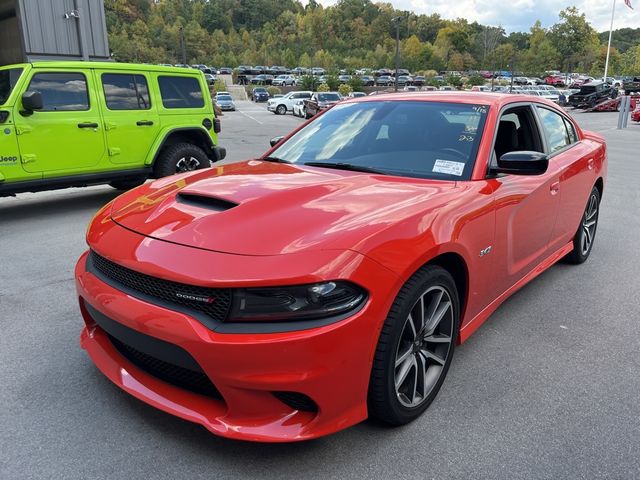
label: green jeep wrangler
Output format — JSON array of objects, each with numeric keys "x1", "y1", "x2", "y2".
[{"x1": 0, "y1": 61, "x2": 225, "y2": 196}]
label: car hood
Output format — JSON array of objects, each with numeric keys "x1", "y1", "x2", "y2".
[{"x1": 109, "y1": 161, "x2": 456, "y2": 256}]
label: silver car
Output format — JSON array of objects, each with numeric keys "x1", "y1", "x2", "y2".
[{"x1": 215, "y1": 94, "x2": 236, "y2": 111}]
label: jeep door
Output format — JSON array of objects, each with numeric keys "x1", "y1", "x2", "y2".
[
  {"x1": 98, "y1": 71, "x2": 159, "y2": 166},
  {"x1": 14, "y1": 70, "x2": 106, "y2": 174}
]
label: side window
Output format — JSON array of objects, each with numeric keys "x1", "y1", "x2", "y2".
[
  {"x1": 563, "y1": 117, "x2": 578, "y2": 144},
  {"x1": 158, "y1": 76, "x2": 204, "y2": 109},
  {"x1": 102, "y1": 73, "x2": 151, "y2": 110},
  {"x1": 537, "y1": 107, "x2": 570, "y2": 153},
  {"x1": 27, "y1": 72, "x2": 89, "y2": 111},
  {"x1": 493, "y1": 106, "x2": 543, "y2": 165}
]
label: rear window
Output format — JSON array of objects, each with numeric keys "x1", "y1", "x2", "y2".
[
  {"x1": 27, "y1": 72, "x2": 89, "y2": 111},
  {"x1": 158, "y1": 76, "x2": 204, "y2": 109},
  {"x1": 102, "y1": 73, "x2": 151, "y2": 110},
  {"x1": 319, "y1": 93, "x2": 340, "y2": 101}
]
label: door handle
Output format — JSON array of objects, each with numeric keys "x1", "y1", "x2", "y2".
[
  {"x1": 136, "y1": 120, "x2": 154, "y2": 126},
  {"x1": 77, "y1": 122, "x2": 99, "y2": 129},
  {"x1": 550, "y1": 181, "x2": 560, "y2": 195}
]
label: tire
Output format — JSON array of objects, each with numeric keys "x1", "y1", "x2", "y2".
[
  {"x1": 368, "y1": 265, "x2": 460, "y2": 426},
  {"x1": 109, "y1": 178, "x2": 145, "y2": 191},
  {"x1": 154, "y1": 143, "x2": 210, "y2": 178},
  {"x1": 610, "y1": 89, "x2": 618, "y2": 99},
  {"x1": 305, "y1": 110, "x2": 312, "y2": 119},
  {"x1": 565, "y1": 186, "x2": 601, "y2": 264},
  {"x1": 276, "y1": 104, "x2": 287, "y2": 115}
]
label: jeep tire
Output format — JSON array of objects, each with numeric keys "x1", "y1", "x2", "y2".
[{"x1": 154, "y1": 143, "x2": 210, "y2": 178}]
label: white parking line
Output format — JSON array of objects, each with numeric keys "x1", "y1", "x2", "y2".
[{"x1": 237, "y1": 110, "x2": 264, "y2": 125}]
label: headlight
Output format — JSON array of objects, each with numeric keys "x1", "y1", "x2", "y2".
[{"x1": 228, "y1": 281, "x2": 366, "y2": 322}]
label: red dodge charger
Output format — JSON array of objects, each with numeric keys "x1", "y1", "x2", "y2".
[{"x1": 76, "y1": 93, "x2": 606, "y2": 442}]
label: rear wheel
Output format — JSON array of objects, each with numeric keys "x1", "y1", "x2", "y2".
[
  {"x1": 565, "y1": 186, "x2": 600, "y2": 264},
  {"x1": 154, "y1": 143, "x2": 210, "y2": 178},
  {"x1": 368, "y1": 265, "x2": 459, "y2": 425}
]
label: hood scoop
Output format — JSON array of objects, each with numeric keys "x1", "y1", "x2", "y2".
[{"x1": 176, "y1": 193, "x2": 238, "y2": 212}]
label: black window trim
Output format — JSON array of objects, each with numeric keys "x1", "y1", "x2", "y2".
[
  {"x1": 533, "y1": 104, "x2": 580, "y2": 158},
  {"x1": 157, "y1": 74, "x2": 205, "y2": 109},
  {"x1": 27, "y1": 71, "x2": 90, "y2": 112},
  {"x1": 485, "y1": 102, "x2": 545, "y2": 177},
  {"x1": 101, "y1": 72, "x2": 152, "y2": 111}
]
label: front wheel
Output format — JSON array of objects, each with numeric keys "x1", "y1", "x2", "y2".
[
  {"x1": 276, "y1": 104, "x2": 287, "y2": 115},
  {"x1": 368, "y1": 265, "x2": 459, "y2": 425},
  {"x1": 154, "y1": 143, "x2": 210, "y2": 178},
  {"x1": 565, "y1": 186, "x2": 600, "y2": 264}
]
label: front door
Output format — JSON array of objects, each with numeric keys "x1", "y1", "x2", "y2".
[
  {"x1": 97, "y1": 71, "x2": 159, "y2": 166},
  {"x1": 490, "y1": 105, "x2": 561, "y2": 292},
  {"x1": 14, "y1": 70, "x2": 105, "y2": 174}
]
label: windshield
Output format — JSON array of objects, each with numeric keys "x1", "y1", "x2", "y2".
[
  {"x1": 319, "y1": 93, "x2": 340, "y2": 102},
  {"x1": 270, "y1": 100, "x2": 488, "y2": 181},
  {"x1": 0, "y1": 68, "x2": 23, "y2": 105}
]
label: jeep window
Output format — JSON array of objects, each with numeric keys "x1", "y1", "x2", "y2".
[
  {"x1": 102, "y1": 73, "x2": 151, "y2": 110},
  {"x1": 0, "y1": 68, "x2": 23, "y2": 105},
  {"x1": 536, "y1": 107, "x2": 571, "y2": 152},
  {"x1": 27, "y1": 72, "x2": 89, "y2": 111},
  {"x1": 158, "y1": 76, "x2": 204, "y2": 109}
]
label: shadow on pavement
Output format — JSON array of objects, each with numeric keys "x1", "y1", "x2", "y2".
[{"x1": 0, "y1": 188, "x2": 120, "y2": 222}]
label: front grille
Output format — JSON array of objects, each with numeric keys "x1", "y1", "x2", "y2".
[
  {"x1": 90, "y1": 251, "x2": 232, "y2": 322},
  {"x1": 109, "y1": 334, "x2": 222, "y2": 399}
]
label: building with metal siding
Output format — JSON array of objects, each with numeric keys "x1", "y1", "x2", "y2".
[{"x1": 0, "y1": 0, "x2": 110, "y2": 66}]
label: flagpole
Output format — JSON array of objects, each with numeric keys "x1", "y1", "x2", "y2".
[{"x1": 603, "y1": 0, "x2": 617, "y2": 81}]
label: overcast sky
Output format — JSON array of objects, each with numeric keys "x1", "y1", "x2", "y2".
[{"x1": 310, "y1": 0, "x2": 639, "y2": 33}]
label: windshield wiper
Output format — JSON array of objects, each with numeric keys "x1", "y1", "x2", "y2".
[
  {"x1": 261, "y1": 156, "x2": 292, "y2": 164},
  {"x1": 303, "y1": 162, "x2": 388, "y2": 175}
]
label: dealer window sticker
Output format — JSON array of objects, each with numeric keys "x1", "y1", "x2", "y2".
[{"x1": 433, "y1": 159, "x2": 465, "y2": 176}]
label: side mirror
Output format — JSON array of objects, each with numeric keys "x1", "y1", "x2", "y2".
[
  {"x1": 493, "y1": 151, "x2": 548, "y2": 176},
  {"x1": 21, "y1": 91, "x2": 43, "y2": 115},
  {"x1": 270, "y1": 136, "x2": 285, "y2": 147}
]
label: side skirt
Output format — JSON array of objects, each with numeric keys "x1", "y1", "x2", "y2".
[{"x1": 458, "y1": 241, "x2": 574, "y2": 343}]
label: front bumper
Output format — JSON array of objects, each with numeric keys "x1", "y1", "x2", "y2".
[{"x1": 75, "y1": 222, "x2": 399, "y2": 442}]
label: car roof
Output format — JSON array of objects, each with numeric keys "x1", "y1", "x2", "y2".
[
  {"x1": 28, "y1": 61, "x2": 204, "y2": 75},
  {"x1": 345, "y1": 91, "x2": 559, "y2": 109}
]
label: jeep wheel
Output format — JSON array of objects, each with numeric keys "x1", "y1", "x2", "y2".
[
  {"x1": 276, "y1": 104, "x2": 287, "y2": 115},
  {"x1": 154, "y1": 143, "x2": 210, "y2": 178}
]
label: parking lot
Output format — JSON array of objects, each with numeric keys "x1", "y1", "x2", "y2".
[{"x1": 1, "y1": 103, "x2": 639, "y2": 479}]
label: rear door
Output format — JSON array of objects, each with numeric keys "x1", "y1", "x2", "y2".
[
  {"x1": 535, "y1": 106, "x2": 597, "y2": 251},
  {"x1": 14, "y1": 69, "x2": 105, "y2": 174},
  {"x1": 98, "y1": 71, "x2": 159, "y2": 166}
]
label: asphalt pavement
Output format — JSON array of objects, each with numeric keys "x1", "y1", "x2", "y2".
[{"x1": 1, "y1": 102, "x2": 639, "y2": 479}]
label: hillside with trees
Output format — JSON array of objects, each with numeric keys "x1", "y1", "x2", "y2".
[{"x1": 105, "y1": 0, "x2": 640, "y2": 76}]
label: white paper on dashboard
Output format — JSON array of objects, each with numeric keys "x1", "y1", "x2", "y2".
[{"x1": 433, "y1": 159, "x2": 465, "y2": 176}]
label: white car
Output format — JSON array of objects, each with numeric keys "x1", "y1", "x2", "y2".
[
  {"x1": 292, "y1": 99, "x2": 306, "y2": 118},
  {"x1": 267, "y1": 91, "x2": 313, "y2": 115},
  {"x1": 272, "y1": 75, "x2": 296, "y2": 86}
]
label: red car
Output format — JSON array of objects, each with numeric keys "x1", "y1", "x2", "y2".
[
  {"x1": 632, "y1": 104, "x2": 640, "y2": 122},
  {"x1": 76, "y1": 93, "x2": 606, "y2": 442},
  {"x1": 545, "y1": 74, "x2": 566, "y2": 86}
]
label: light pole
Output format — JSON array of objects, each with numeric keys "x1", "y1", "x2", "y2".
[
  {"x1": 179, "y1": 26, "x2": 187, "y2": 65},
  {"x1": 392, "y1": 16, "x2": 403, "y2": 92}
]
